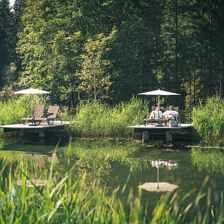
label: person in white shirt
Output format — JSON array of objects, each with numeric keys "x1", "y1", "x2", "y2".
[
  {"x1": 149, "y1": 106, "x2": 163, "y2": 120},
  {"x1": 163, "y1": 105, "x2": 178, "y2": 120}
]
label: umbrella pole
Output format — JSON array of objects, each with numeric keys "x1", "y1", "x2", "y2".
[
  {"x1": 29, "y1": 95, "x2": 33, "y2": 117},
  {"x1": 157, "y1": 95, "x2": 160, "y2": 125},
  {"x1": 157, "y1": 159, "x2": 160, "y2": 189}
]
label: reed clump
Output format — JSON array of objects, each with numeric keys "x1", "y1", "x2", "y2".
[
  {"x1": 0, "y1": 97, "x2": 34, "y2": 125},
  {"x1": 69, "y1": 97, "x2": 148, "y2": 138},
  {"x1": 192, "y1": 97, "x2": 224, "y2": 146}
]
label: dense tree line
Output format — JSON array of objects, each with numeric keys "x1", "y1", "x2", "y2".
[
  {"x1": 0, "y1": 0, "x2": 224, "y2": 111},
  {"x1": 0, "y1": 0, "x2": 23, "y2": 97}
]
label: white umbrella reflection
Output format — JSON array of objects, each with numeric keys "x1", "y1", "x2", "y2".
[
  {"x1": 138, "y1": 159, "x2": 178, "y2": 192},
  {"x1": 17, "y1": 179, "x2": 47, "y2": 187}
]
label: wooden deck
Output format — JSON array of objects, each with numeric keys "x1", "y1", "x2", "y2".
[
  {"x1": 129, "y1": 123, "x2": 192, "y2": 130},
  {"x1": 128, "y1": 123, "x2": 193, "y2": 143},
  {"x1": 0, "y1": 121, "x2": 70, "y2": 137}
]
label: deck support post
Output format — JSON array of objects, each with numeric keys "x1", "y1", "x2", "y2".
[
  {"x1": 38, "y1": 130, "x2": 45, "y2": 138},
  {"x1": 142, "y1": 130, "x2": 149, "y2": 144},
  {"x1": 166, "y1": 130, "x2": 173, "y2": 143},
  {"x1": 19, "y1": 130, "x2": 25, "y2": 137}
]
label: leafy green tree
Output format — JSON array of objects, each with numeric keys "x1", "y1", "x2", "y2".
[
  {"x1": 2, "y1": 0, "x2": 24, "y2": 95},
  {"x1": 15, "y1": 0, "x2": 224, "y2": 110},
  {"x1": 110, "y1": 0, "x2": 160, "y2": 103},
  {"x1": 17, "y1": 0, "x2": 83, "y2": 107},
  {"x1": 78, "y1": 31, "x2": 116, "y2": 102}
]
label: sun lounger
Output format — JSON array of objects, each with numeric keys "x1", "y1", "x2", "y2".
[
  {"x1": 21, "y1": 104, "x2": 45, "y2": 125},
  {"x1": 144, "y1": 117, "x2": 169, "y2": 126},
  {"x1": 36, "y1": 105, "x2": 60, "y2": 125}
]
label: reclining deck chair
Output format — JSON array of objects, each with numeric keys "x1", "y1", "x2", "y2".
[
  {"x1": 144, "y1": 106, "x2": 168, "y2": 126},
  {"x1": 38, "y1": 105, "x2": 60, "y2": 125},
  {"x1": 21, "y1": 104, "x2": 45, "y2": 125}
]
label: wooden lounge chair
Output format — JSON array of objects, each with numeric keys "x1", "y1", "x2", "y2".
[
  {"x1": 21, "y1": 104, "x2": 45, "y2": 125},
  {"x1": 144, "y1": 117, "x2": 169, "y2": 126},
  {"x1": 144, "y1": 106, "x2": 180, "y2": 126},
  {"x1": 37, "y1": 105, "x2": 60, "y2": 125},
  {"x1": 144, "y1": 106, "x2": 168, "y2": 126}
]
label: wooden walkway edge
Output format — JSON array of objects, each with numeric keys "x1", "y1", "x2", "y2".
[
  {"x1": 0, "y1": 121, "x2": 70, "y2": 138},
  {"x1": 128, "y1": 123, "x2": 193, "y2": 144}
]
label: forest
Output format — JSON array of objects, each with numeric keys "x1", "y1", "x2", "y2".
[{"x1": 0, "y1": 0, "x2": 224, "y2": 113}]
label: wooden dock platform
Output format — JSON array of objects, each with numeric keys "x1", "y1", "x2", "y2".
[
  {"x1": 0, "y1": 121, "x2": 70, "y2": 138},
  {"x1": 128, "y1": 123, "x2": 193, "y2": 144}
]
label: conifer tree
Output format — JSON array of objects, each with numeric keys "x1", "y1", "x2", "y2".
[{"x1": 0, "y1": 0, "x2": 12, "y2": 88}]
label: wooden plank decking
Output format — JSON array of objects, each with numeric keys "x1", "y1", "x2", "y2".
[
  {"x1": 128, "y1": 123, "x2": 193, "y2": 144},
  {"x1": 0, "y1": 121, "x2": 69, "y2": 131},
  {"x1": 0, "y1": 121, "x2": 70, "y2": 138},
  {"x1": 128, "y1": 123, "x2": 192, "y2": 130}
]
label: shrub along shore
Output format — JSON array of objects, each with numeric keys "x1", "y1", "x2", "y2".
[
  {"x1": 0, "y1": 96, "x2": 224, "y2": 145},
  {"x1": 68, "y1": 98, "x2": 147, "y2": 138},
  {"x1": 192, "y1": 97, "x2": 224, "y2": 146}
]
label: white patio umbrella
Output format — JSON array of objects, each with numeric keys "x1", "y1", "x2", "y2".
[
  {"x1": 14, "y1": 88, "x2": 49, "y2": 116},
  {"x1": 14, "y1": 88, "x2": 49, "y2": 95},
  {"x1": 138, "y1": 89, "x2": 180, "y2": 108}
]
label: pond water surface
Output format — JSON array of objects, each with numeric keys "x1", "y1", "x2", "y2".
[{"x1": 0, "y1": 138, "x2": 223, "y2": 215}]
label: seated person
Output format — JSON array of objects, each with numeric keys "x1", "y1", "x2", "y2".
[
  {"x1": 163, "y1": 105, "x2": 179, "y2": 120},
  {"x1": 148, "y1": 106, "x2": 163, "y2": 120}
]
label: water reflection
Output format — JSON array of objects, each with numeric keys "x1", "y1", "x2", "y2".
[
  {"x1": 138, "y1": 159, "x2": 179, "y2": 192},
  {"x1": 149, "y1": 159, "x2": 178, "y2": 169},
  {"x1": 17, "y1": 179, "x2": 47, "y2": 187},
  {"x1": 0, "y1": 139, "x2": 223, "y2": 214},
  {"x1": 0, "y1": 150, "x2": 59, "y2": 167},
  {"x1": 192, "y1": 147, "x2": 224, "y2": 175},
  {"x1": 63, "y1": 140, "x2": 145, "y2": 183}
]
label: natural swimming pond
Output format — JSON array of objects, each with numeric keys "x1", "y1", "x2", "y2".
[{"x1": 0, "y1": 138, "x2": 223, "y2": 220}]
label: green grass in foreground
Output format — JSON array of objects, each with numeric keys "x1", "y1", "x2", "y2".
[
  {"x1": 0, "y1": 161, "x2": 223, "y2": 223},
  {"x1": 68, "y1": 97, "x2": 148, "y2": 138}
]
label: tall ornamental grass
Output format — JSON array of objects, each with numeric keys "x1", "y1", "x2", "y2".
[
  {"x1": 69, "y1": 97, "x2": 148, "y2": 138},
  {"x1": 192, "y1": 97, "x2": 224, "y2": 146},
  {"x1": 0, "y1": 98, "x2": 32, "y2": 125}
]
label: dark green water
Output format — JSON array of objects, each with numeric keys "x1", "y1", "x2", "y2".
[{"x1": 0, "y1": 138, "x2": 223, "y2": 213}]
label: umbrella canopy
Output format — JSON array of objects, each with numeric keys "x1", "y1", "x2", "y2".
[
  {"x1": 14, "y1": 88, "x2": 49, "y2": 95},
  {"x1": 138, "y1": 89, "x2": 180, "y2": 96},
  {"x1": 138, "y1": 182, "x2": 178, "y2": 192},
  {"x1": 138, "y1": 89, "x2": 180, "y2": 107},
  {"x1": 14, "y1": 88, "x2": 49, "y2": 116}
]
